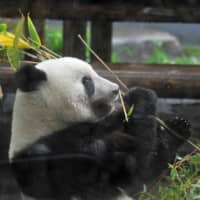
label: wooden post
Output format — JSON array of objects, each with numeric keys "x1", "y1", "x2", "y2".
[
  {"x1": 63, "y1": 20, "x2": 86, "y2": 59},
  {"x1": 28, "y1": 0, "x2": 46, "y2": 43},
  {"x1": 91, "y1": 20, "x2": 112, "y2": 62}
]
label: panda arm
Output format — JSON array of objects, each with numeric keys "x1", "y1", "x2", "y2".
[
  {"x1": 124, "y1": 87, "x2": 191, "y2": 149},
  {"x1": 123, "y1": 87, "x2": 158, "y2": 171},
  {"x1": 158, "y1": 116, "x2": 191, "y2": 152},
  {"x1": 98, "y1": 86, "x2": 158, "y2": 155},
  {"x1": 89, "y1": 87, "x2": 159, "y2": 182},
  {"x1": 124, "y1": 87, "x2": 158, "y2": 142},
  {"x1": 151, "y1": 116, "x2": 191, "y2": 177},
  {"x1": 124, "y1": 87, "x2": 157, "y2": 116},
  {"x1": 123, "y1": 87, "x2": 192, "y2": 180},
  {"x1": 82, "y1": 87, "x2": 158, "y2": 181}
]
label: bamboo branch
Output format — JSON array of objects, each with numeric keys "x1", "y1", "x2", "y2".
[
  {"x1": 40, "y1": 44, "x2": 61, "y2": 58},
  {"x1": 21, "y1": 60, "x2": 39, "y2": 64},
  {"x1": 155, "y1": 117, "x2": 200, "y2": 151},
  {"x1": 119, "y1": 90, "x2": 129, "y2": 122},
  {"x1": 78, "y1": 34, "x2": 128, "y2": 92},
  {"x1": 21, "y1": 50, "x2": 42, "y2": 61},
  {"x1": 27, "y1": 37, "x2": 60, "y2": 59}
]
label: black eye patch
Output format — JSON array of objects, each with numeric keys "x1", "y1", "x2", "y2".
[{"x1": 82, "y1": 76, "x2": 95, "y2": 97}]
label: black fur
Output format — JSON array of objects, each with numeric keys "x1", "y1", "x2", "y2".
[
  {"x1": 11, "y1": 87, "x2": 191, "y2": 200},
  {"x1": 82, "y1": 76, "x2": 95, "y2": 97},
  {"x1": 16, "y1": 65, "x2": 47, "y2": 92}
]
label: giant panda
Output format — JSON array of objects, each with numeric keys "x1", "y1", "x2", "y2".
[{"x1": 9, "y1": 57, "x2": 191, "y2": 200}]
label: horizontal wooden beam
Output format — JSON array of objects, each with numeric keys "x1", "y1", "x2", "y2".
[
  {"x1": 95, "y1": 63, "x2": 200, "y2": 98},
  {"x1": 1, "y1": 64, "x2": 200, "y2": 98},
  {"x1": 1, "y1": 1, "x2": 200, "y2": 22}
]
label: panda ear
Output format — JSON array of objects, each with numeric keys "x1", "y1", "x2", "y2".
[{"x1": 16, "y1": 64, "x2": 47, "y2": 92}]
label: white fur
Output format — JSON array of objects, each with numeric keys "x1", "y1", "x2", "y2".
[
  {"x1": 22, "y1": 193, "x2": 53, "y2": 200},
  {"x1": 117, "y1": 188, "x2": 133, "y2": 200},
  {"x1": 117, "y1": 195, "x2": 133, "y2": 200},
  {"x1": 9, "y1": 57, "x2": 119, "y2": 160}
]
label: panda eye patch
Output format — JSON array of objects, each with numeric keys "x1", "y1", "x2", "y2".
[{"x1": 82, "y1": 76, "x2": 95, "y2": 97}]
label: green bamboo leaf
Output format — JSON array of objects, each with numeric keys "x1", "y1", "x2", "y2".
[
  {"x1": 6, "y1": 47, "x2": 21, "y2": 71},
  {"x1": 27, "y1": 15, "x2": 41, "y2": 48},
  {"x1": 168, "y1": 163, "x2": 174, "y2": 169},
  {"x1": 14, "y1": 16, "x2": 25, "y2": 47},
  {"x1": 0, "y1": 24, "x2": 7, "y2": 33},
  {"x1": 127, "y1": 104, "x2": 135, "y2": 118}
]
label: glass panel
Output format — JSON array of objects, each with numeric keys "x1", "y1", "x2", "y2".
[{"x1": 112, "y1": 22, "x2": 200, "y2": 65}]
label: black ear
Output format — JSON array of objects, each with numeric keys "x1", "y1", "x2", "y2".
[{"x1": 16, "y1": 64, "x2": 47, "y2": 92}]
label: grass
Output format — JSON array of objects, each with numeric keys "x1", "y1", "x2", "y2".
[
  {"x1": 1, "y1": 22, "x2": 200, "y2": 65},
  {"x1": 145, "y1": 45, "x2": 200, "y2": 65},
  {"x1": 45, "y1": 28, "x2": 63, "y2": 54},
  {"x1": 137, "y1": 151, "x2": 200, "y2": 200},
  {"x1": 184, "y1": 45, "x2": 200, "y2": 57},
  {"x1": 44, "y1": 28, "x2": 200, "y2": 65},
  {"x1": 111, "y1": 53, "x2": 120, "y2": 63}
]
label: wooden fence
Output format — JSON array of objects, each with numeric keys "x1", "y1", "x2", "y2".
[
  {"x1": 0, "y1": 1, "x2": 200, "y2": 97},
  {"x1": 1, "y1": 64, "x2": 200, "y2": 98},
  {"x1": 1, "y1": 1, "x2": 200, "y2": 62}
]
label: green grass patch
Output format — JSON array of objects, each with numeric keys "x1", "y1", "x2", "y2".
[
  {"x1": 111, "y1": 53, "x2": 120, "y2": 63},
  {"x1": 137, "y1": 151, "x2": 200, "y2": 200},
  {"x1": 184, "y1": 45, "x2": 200, "y2": 57},
  {"x1": 145, "y1": 45, "x2": 200, "y2": 65},
  {"x1": 44, "y1": 28, "x2": 200, "y2": 65},
  {"x1": 45, "y1": 28, "x2": 63, "y2": 54}
]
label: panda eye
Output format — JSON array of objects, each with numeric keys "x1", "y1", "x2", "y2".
[{"x1": 82, "y1": 76, "x2": 95, "y2": 97}]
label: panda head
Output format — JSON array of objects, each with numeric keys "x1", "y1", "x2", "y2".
[
  {"x1": 16, "y1": 57, "x2": 120, "y2": 121},
  {"x1": 9, "y1": 57, "x2": 119, "y2": 159}
]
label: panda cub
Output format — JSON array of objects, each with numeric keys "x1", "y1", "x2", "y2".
[{"x1": 9, "y1": 57, "x2": 191, "y2": 200}]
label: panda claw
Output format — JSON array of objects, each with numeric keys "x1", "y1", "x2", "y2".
[{"x1": 166, "y1": 116, "x2": 191, "y2": 139}]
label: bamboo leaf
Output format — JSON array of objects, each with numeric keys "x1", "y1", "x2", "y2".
[
  {"x1": 0, "y1": 24, "x2": 7, "y2": 33},
  {"x1": 14, "y1": 16, "x2": 25, "y2": 47},
  {"x1": 0, "y1": 32, "x2": 30, "y2": 48},
  {"x1": 27, "y1": 15, "x2": 41, "y2": 48},
  {"x1": 127, "y1": 104, "x2": 135, "y2": 118},
  {"x1": 6, "y1": 47, "x2": 21, "y2": 71}
]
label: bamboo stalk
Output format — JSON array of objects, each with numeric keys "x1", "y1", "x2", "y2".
[
  {"x1": 28, "y1": 37, "x2": 61, "y2": 58},
  {"x1": 78, "y1": 34, "x2": 128, "y2": 92},
  {"x1": 78, "y1": 34, "x2": 129, "y2": 121},
  {"x1": 38, "y1": 48, "x2": 56, "y2": 59},
  {"x1": 40, "y1": 44, "x2": 61, "y2": 58},
  {"x1": 21, "y1": 60, "x2": 39, "y2": 64},
  {"x1": 21, "y1": 50, "x2": 42, "y2": 61},
  {"x1": 155, "y1": 117, "x2": 200, "y2": 151},
  {"x1": 21, "y1": 37, "x2": 48, "y2": 60},
  {"x1": 119, "y1": 90, "x2": 129, "y2": 122},
  {"x1": 22, "y1": 34, "x2": 61, "y2": 59}
]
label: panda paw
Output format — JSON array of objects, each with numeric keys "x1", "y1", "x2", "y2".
[
  {"x1": 166, "y1": 116, "x2": 191, "y2": 140},
  {"x1": 125, "y1": 87, "x2": 157, "y2": 105},
  {"x1": 125, "y1": 87, "x2": 157, "y2": 116}
]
